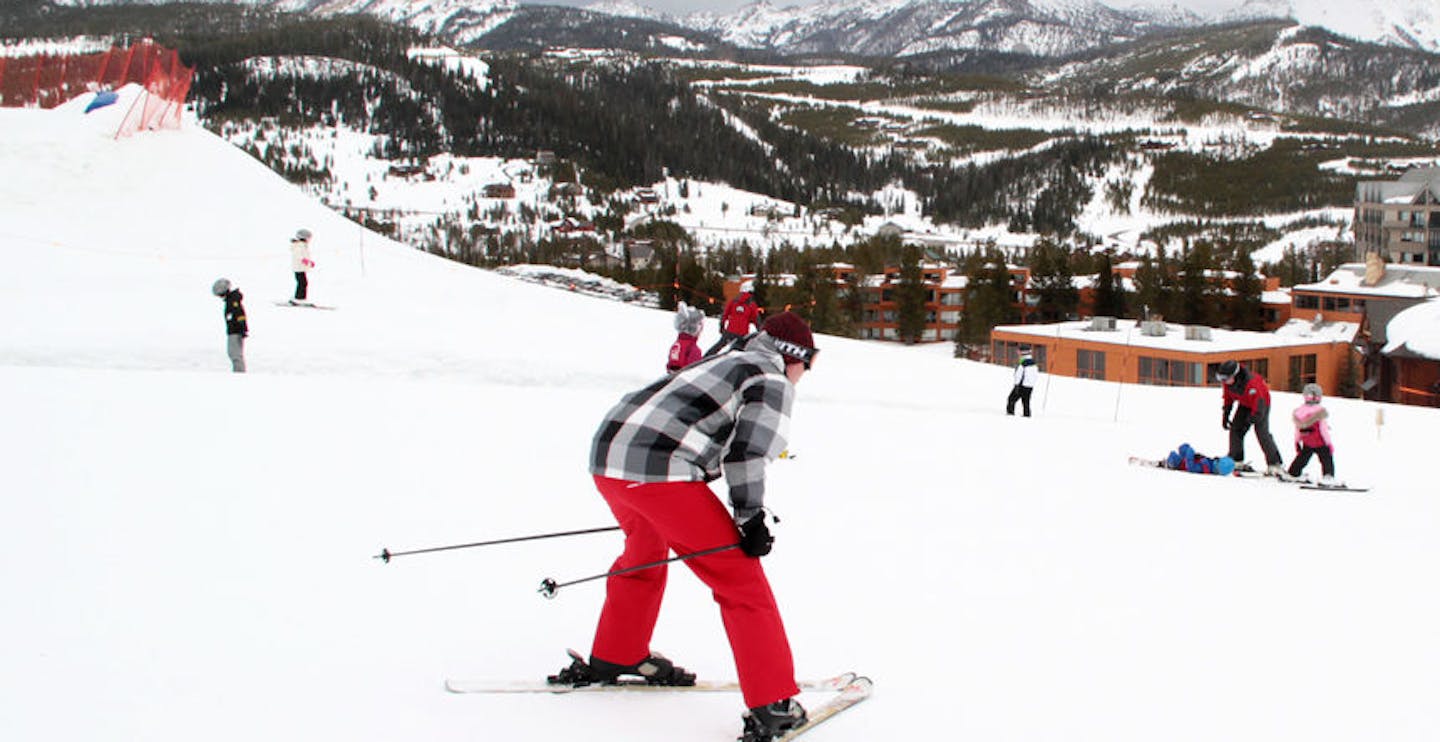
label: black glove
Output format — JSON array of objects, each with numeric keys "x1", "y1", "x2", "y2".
[
  {"x1": 1221, "y1": 408, "x2": 1231, "y2": 430},
  {"x1": 737, "y1": 513, "x2": 773, "y2": 557}
]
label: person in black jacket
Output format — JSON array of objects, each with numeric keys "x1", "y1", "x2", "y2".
[{"x1": 212, "y1": 278, "x2": 248, "y2": 372}]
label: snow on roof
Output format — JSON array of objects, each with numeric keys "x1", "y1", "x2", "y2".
[
  {"x1": 995, "y1": 318, "x2": 1356, "y2": 354},
  {"x1": 1382, "y1": 299, "x2": 1440, "y2": 359},
  {"x1": 1262, "y1": 289, "x2": 1292, "y2": 304},
  {"x1": 1360, "y1": 167, "x2": 1440, "y2": 204},
  {"x1": 1296, "y1": 263, "x2": 1440, "y2": 299}
]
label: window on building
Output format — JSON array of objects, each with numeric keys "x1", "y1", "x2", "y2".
[
  {"x1": 1144, "y1": 359, "x2": 1204, "y2": 387},
  {"x1": 1289, "y1": 354, "x2": 1317, "y2": 390},
  {"x1": 993, "y1": 341, "x2": 1046, "y2": 370},
  {"x1": 1295, "y1": 295, "x2": 1319, "y2": 310},
  {"x1": 1077, "y1": 349, "x2": 1106, "y2": 380}
]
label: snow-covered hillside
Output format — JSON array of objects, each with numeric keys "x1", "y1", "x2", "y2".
[{"x1": 3, "y1": 88, "x2": 1439, "y2": 742}]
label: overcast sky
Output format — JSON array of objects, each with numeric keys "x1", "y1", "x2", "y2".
[{"x1": 520, "y1": 0, "x2": 1257, "y2": 20}]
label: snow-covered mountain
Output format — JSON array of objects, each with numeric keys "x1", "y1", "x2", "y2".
[
  {"x1": 683, "y1": 0, "x2": 1176, "y2": 58},
  {"x1": 40, "y1": 0, "x2": 1440, "y2": 56}
]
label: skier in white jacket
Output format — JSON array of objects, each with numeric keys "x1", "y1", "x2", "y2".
[
  {"x1": 290, "y1": 228, "x2": 314, "y2": 303},
  {"x1": 1006, "y1": 348, "x2": 1039, "y2": 417}
]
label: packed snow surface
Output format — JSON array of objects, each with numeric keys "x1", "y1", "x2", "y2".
[{"x1": 2, "y1": 90, "x2": 1438, "y2": 741}]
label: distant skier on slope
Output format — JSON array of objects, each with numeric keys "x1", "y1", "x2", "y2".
[
  {"x1": 1286, "y1": 382, "x2": 1337, "y2": 485},
  {"x1": 212, "y1": 278, "x2": 247, "y2": 373},
  {"x1": 289, "y1": 228, "x2": 315, "y2": 304},
  {"x1": 1005, "y1": 347, "x2": 1039, "y2": 417},
  {"x1": 705, "y1": 280, "x2": 763, "y2": 356},
  {"x1": 550, "y1": 311, "x2": 820, "y2": 742},
  {"x1": 666, "y1": 301, "x2": 705, "y2": 374},
  {"x1": 1216, "y1": 359, "x2": 1284, "y2": 475}
]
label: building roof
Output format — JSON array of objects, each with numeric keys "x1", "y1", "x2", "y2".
[
  {"x1": 1357, "y1": 166, "x2": 1440, "y2": 204},
  {"x1": 995, "y1": 318, "x2": 1357, "y2": 354},
  {"x1": 1382, "y1": 298, "x2": 1440, "y2": 360},
  {"x1": 1294, "y1": 263, "x2": 1440, "y2": 299}
]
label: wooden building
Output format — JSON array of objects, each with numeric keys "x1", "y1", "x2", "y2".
[{"x1": 991, "y1": 317, "x2": 1357, "y2": 394}]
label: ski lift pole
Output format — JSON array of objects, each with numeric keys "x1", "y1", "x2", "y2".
[
  {"x1": 374, "y1": 525, "x2": 620, "y2": 563},
  {"x1": 538, "y1": 543, "x2": 740, "y2": 599}
]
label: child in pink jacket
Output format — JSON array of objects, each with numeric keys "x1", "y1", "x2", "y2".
[{"x1": 1285, "y1": 383, "x2": 1336, "y2": 484}]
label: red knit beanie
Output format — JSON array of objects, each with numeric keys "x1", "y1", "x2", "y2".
[{"x1": 763, "y1": 311, "x2": 817, "y2": 367}]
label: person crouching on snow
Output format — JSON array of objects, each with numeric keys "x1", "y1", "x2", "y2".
[{"x1": 552, "y1": 311, "x2": 820, "y2": 742}]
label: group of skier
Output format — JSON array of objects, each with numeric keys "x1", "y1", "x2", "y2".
[
  {"x1": 575, "y1": 286, "x2": 1343, "y2": 741},
  {"x1": 1160, "y1": 359, "x2": 1338, "y2": 485},
  {"x1": 209, "y1": 228, "x2": 317, "y2": 373},
  {"x1": 213, "y1": 248, "x2": 1342, "y2": 739}
]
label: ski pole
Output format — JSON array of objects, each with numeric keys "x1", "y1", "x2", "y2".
[
  {"x1": 538, "y1": 543, "x2": 740, "y2": 599},
  {"x1": 374, "y1": 525, "x2": 620, "y2": 563}
]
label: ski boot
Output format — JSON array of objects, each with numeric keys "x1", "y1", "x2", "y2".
[
  {"x1": 547, "y1": 649, "x2": 696, "y2": 688},
  {"x1": 739, "y1": 697, "x2": 807, "y2": 742},
  {"x1": 1265, "y1": 464, "x2": 1287, "y2": 478}
]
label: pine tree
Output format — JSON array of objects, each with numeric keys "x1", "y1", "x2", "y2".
[
  {"x1": 1028, "y1": 238, "x2": 1078, "y2": 322},
  {"x1": 1132, "y1": 254, "x2": 1165, "y2": 321},
  {"x1": 1091, "y1": 252, "x2": 1125, "y2": 318},
  {"x1": 1177, "y1": 242, "x2": 1219, "y2": 326},
  {"x1": 1227, "y1": 248, "x2": 1265, "y2": 330},
  {"x1": 955, "y1": 247, "x2": 1013, "y2": 358},
  {"x1": 894, "y1": 246, "x2": 928, "y2": 344}
]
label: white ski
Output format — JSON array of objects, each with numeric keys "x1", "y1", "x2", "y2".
[
  {"x1": 773, "y1": 675, "x2": 873, "y2": 741},
  {"x1": 444, "y1": 671, "x2": 858, "y2": 695}
]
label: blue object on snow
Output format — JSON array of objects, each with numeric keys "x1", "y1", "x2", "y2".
[
  {"x1": 1215, "y1": 456, "x2": 1236, "y2": 476},
  {"x1": 84, "y1": 90, "x2": 119, "y2": 113}
]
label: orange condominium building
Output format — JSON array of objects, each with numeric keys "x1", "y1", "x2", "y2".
[{"x1": 990, "y1": 317, "x2": 1358, "y2": 394}]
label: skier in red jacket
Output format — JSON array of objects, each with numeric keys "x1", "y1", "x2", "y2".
[
  {"x1": 706, "y1": 280, "x2": 763, "y2": 356},
  {"x1": 1216, "y1": 359, "x2": 1284, "y2": 475}
]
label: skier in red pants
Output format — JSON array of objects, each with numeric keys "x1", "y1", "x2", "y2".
[{"x1": 549, "y1": 311, "x2": 820, "y2": 742}]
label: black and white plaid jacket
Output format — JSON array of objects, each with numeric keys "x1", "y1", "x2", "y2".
[{"x1": 590, "y1": 333, "x2": 794, "y2": 522}]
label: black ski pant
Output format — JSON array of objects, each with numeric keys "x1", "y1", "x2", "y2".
[
  {"x1": 1228, "y1": 404, "x2": 1282, "y2": 466},
  {"x1": 704, "y1": 331, "x2": 743, "y2": 357},
  {"x1": 1006, "y1": 384, "x2": 1033, "y2": 417},
  {"x1": 1287, "y1": 445, "x2": 1335, "y2": 479},
  {"x1": 294, "y1": 271, "x2": 308, "y2": 301}
]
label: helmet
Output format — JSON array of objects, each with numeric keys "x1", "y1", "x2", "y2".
[
  {"x1": 1215, "y1": 359, "x2": 1239, "y2": 382},
  {"x1": 1302, "y1": 382, "x2": 1323, "y2": 402},
  {"x1": 740, "y1": 280, "x2": 754, "y2": 293},
  {"x1": 294, "y1": 228, "x2": 312, "y2": 241},
  {"x1": 211, "y1": 277, "x2": 232, "y2": 296},
  {"x1": 1215, "y1": 456, "x2": 1236, "y2": 476},
  {"x1": 673, "y1": 302, "x2": 704, "y2": 336}
]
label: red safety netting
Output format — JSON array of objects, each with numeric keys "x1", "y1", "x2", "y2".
[{"x1": 0, "y1": 39, "x2": 194, "y2": 136}]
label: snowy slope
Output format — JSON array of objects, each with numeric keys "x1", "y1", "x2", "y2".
[{"x1": 2, "y1": 90, "x2": 1439, "y2": 742}]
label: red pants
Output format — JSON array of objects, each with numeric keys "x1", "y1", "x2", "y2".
[{"x1": 591, "y1": 475, "x2": 798, "y2": 709}]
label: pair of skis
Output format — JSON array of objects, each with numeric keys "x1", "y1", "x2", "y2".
[
  {"x1": 272, "y1": 299, "x2": 337, "y2": 310},
  {"x1": 445, "y1": 656, "x2": 872, "y2": 741},
  {"x1": 1129, "y1": 456, "x2": 1368, "y2": 492}
]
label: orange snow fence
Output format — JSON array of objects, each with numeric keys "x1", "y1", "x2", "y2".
[{"x1": 0, "y1": 39, "x2": 194, "y2": 136}]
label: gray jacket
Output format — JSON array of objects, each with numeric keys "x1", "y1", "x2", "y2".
[{"x1": 590, "y1": 333, "x2": 794, "y2": 521}]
